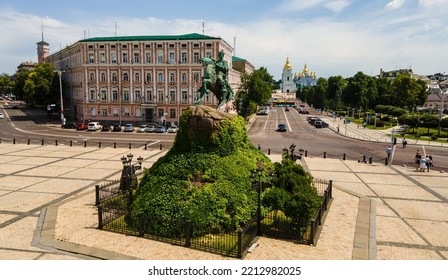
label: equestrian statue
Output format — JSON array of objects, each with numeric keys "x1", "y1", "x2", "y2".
[{"x1": 194, "y1": 50, "x2": 235, "y2": 109}]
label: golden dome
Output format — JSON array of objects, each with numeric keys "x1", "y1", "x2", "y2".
[{"x1": 283, "y1": 57, "x2": 292, "y2": 69}]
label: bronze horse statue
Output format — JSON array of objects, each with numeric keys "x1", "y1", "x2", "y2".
[{"x1": 194, "y1": 54, "x2": 234, "y2": 109}]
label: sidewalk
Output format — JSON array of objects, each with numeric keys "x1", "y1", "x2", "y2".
[{"x1": 1, "y1": 143, "x2": 447, "y2": 260}]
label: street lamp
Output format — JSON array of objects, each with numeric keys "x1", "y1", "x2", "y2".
[
  {"x1": 54, "y1": 70, "x2": 65, "y2": 125},
  {"x1": 289, "y1": 144, "x2": 296, "y2": 160},
  {"x1": 120, "y1": 153, "x2": 143, "y2": 196}
]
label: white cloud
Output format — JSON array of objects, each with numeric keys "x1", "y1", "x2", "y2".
[
  {"x1": 384, "y1": 0, "x2": 406, "y2": 10},
  {"x1": 325, "y1": 1, "x2": 351, "y2": 13},
  {"x1": 276, "y1": 0, "x2": 327, "y2": 12},
  {"x1": 419, "y1": 0, "x2": 447, "y2": 7}
]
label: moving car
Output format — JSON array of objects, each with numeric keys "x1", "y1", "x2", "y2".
[
  {"x1": 123, "y1": 123, "x2": 134, "y2": 132},
  {"x1": 314, "y1": 120, "x2": 329, "y2": 128},
  {"x1": 277, "y1": 123, "x2": 287, "y2": 132},
  {"x1": 87, "y1": 122, "x2": 102, "y2": 131}
]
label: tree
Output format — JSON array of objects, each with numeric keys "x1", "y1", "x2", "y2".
[
  {"x1": 12, "y1": 68, "x2": 31, "y2": 100},
  {"x1": 343, "y1": 71, "x2": 375, "y2": 111},
  {"x1": 23, "y1": 63, "x2": 58, "y2": 107},
  {"x1": 390, "y1": 73, "x2": 426, "y2": 111},
  {"x1": 307, "y1": 77, "x2": 327, "y2": 110},
  {"x1": 0, "y1": 74, "x2": 14, "y2": 96},
  {"x1": 327, "y1": 75, "x2": 347, "y2": 110},
  {"x1": 235, "y1": 68, "x2": 273, "y2": 119},
  {"x1": 376, "y1": 77, "x2": 393, "y2": 106}
]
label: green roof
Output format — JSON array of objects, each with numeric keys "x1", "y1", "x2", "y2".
[
  {"x1": 80, "y1": 33, "x2": 220, "y2": 42},
  {"x1": 232, "y1": 56, "x2": 246, "y2": 62}
]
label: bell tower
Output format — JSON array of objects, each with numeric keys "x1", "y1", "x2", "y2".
[
  {"x1": 36, "y1": 28, "x2": 49, "y2": 63},
  {"x1": 281, "y1": 57, "x2": 295, "y2": 93}
]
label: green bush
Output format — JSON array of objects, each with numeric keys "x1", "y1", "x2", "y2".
[
  {"x1": 431, "y1": 134, "x2": 438, "y2": 140},
  {"x1": 375, "y1": 120, "x2": 385, "y2": 127}
]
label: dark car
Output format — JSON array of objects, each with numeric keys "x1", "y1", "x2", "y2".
[
  {"x1": 314, "y1": 121, "x2": 329, "y2": 128},
  {"x1": 277, "y1": 123, "x2": 287, "y2": 132},
  {"x1": 76, "y1": 122, "x2": 88, "y2": 130},
  {"x1": 112, "y1": 124, "x2": 122, "y2": 132},
  {"x1": 101, "y1": 124, "x2": 112, "y2": 131},
  {"x1": 62, "y1": 122, "x2": 77, "y2": 129}
]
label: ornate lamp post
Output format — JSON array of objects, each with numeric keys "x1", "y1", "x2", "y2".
[
  {"x1": 54, "y1": 70, "x2": 65, "y2": 125},
  {"x1": 120, "y1": 153, "x2": 143, "y2": 211}
]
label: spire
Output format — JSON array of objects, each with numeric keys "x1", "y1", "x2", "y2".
[{"x1": 283, "y1": 57, "x2": 292, "y2": 70}]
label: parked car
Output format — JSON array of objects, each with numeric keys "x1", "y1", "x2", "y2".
[
  {"x1": 101, "y1": 124, "x2": 112, "y2": 131},
  {"x1": 123, "y1": 123, "x2": 134, "y2": 132},
  {"x1": 167, "y1": 126, "x2": 178, "y2": 133},
  {"x1": 137, "y1": 124, "x2": 150, "y2": 133},
  {"x1": 87, "y1": 122, "x2": 102, "y2": 131},
  {"x1": 155, "y1": 126, "x2": 166, "y2": 133},
  {"x1": 76, "y1": 122, "x2": 88, "y2": 130},
  {"x1": 0, "y1": 112, "x2": 4, "y2": 119},
  {"x1": 145, "y1": 125, "x2": 157, "y2": 133},
  {"x1": 277, "y1": 123, "x2": 287, "y2": 132},
  {"x1": 62, "y1": 122, "x2": 77, "y2": 129},
  {"x1": 112, "y1": 124, "x2": 122, "y2": 132}
]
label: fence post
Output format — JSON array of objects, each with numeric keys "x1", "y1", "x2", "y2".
[
  {"x1": 27, "y1": 139, "x2": 30, "y2": 145},
  {"x1": 363, "y1": 155, "x2": 366, "y2": 163},
  {"x1": 268, "y1": 148, "x2": 270, "y2": 155},
  {"x1": 84, "y1": 141, "x2": 87, "y2": 147},
  {"x1": 99, "y1": 142, "x2": 101, "y2": 148},
  {"x1": 305, "y1": 150, "x2": 308, "y2": 157},
  {"x1": 309, "y1": 220, "x2": 315, "y2": 245},
  {"x1": 329, "y1": 180, "x2": 333, "y2": 198},
  {"x1": 160, "y1": 143, "x2": 163, "y2": 150},
  {"x1": 185, "y1": 220, "x2": 192, "y2": 247},
  {"x1": 129, "y1": 143, "x2": 132, "y2": 149},
  {"x1": 41, "y1": 139, "x2": 44, "y2": 145},
  {"x1": 237, "y1": 228, "x2": 243, "y2": 259},
  {"x1": 98, "y1": 206, "x2": 103, "y2": 230},
  {"x1": 385, "y1": 157, "x2": 388, "y2": 165},
  {"x1": 70, "y1": 140, "x2": 72, "y2": 146},
  {"x1": 138, "y1": 212, "x2": 145, "y2": 237},
  {"x1": 144, "y1": 143, "x2": 147, "y2": 150},
  {"x1": 13, "y1": 138, "x2": 15, "y2": 144},
  {"x1": 55, "y1": 140, "x2": 58, "y2": 146},
  {"x1": 323, "y1": 152, "x2": 326, "y2": 158},
  {"x1": 343, "y1": 153, "x2": 346, "y2": 160},
  {"x1": 95, "y1": 185, "x2": 100, "y2": 206},
  {"x1": 368, "y1": 157, "x2": 373, "y2": 164},
  {"x1": 114, "y1": 142, "x2": 116, "y2": 149}
]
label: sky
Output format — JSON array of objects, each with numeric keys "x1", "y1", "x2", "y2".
[{"x1": 1, "y1": 0, "x2": 447, "y2": 80}]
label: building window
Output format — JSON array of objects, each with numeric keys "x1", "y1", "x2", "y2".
[
  {"x1": 99, "y1": 53, "x2": 105, "y2": 63},
  {"x1": 145, "y1": 43, "x2": 151, "y2": 48},
  {"x1": 146, "y1": 89, "x2": 152, "y2": 101},
  {"x1": 181, "y1": 52, "x2": 187, "y2": 64},
  {"x1": 193, "y1": 52, "x2": 200, "y2": 63},
  {"x1": 193, "y1": 72, "x2": 200, "y2": 82},
  {"x1": 91, "y1": 107, "x2": 96, "y2": 116},
  {"x1": 133, "y1": 52, "x2": 139, "y2": 63},
  {"x1": 145, "y1": 72, "x2": 151, "y2": 83},
  {"x1": 169, "y1": 52, "x2": 175, "y2": 64},
  {"x1": 112, "y1": 90, "x2": 118, "y2": 101},
  {"x1": 134, "y1": 72, "x2": 140, "y2": 82},
  {"x1": 157, "y1": 51, "x2": 163, "y2": 64},
  {"x1": 124, "y1": 107, "x2": 130, "y2": 117},
  {"x1": 193, "y1": 43, "x2": 199, "y2": 48},
  {"x1": 205, "y1": 51, "x2": 212, "y2": 58},
  {"x1": 206, "y1": 43, "x2": 212, "y2": 48},
  {"x1": 133, "y1": 44, "x2": 139, "y2": 49},
  {"x1": 112, "y1": 72, "x2": 117, "y2": 83},
  {"x1": 168, "y1": 43, "x2": 175, "y2": 48},
  {"x1": 157, "y1": 73, "x2": 163, "y2": 82},
  {"x1": 122, "y1": 52, "x2": 128, "y2": 63},
  {"x1": 123, "y1": 73, "x2": 129, "y2": 82},
  {"x1": 136, "y1": 108, "x2": 142, "y2": 117},
  {"x1": 102, "y1": 108, "x2": 108, "y2": 116},
  {"x1": 121, "y1": 44, "x2": 127, "y2": 49},
  {"x1": 113, "y1": 107, "x2": 118, "y2": 117},
  {"x1": 111, "y1": 52, "x2": 117, "y2": 63},
  {"x1": 181, "y1": 43, "x2": 187, "y2": 48},
  {"x1": 182, "y1": 90, "x2": 188, "y2": 101},
  {"x1": 100, "y1": 73, "x2": 106, "y2": 82},
  {"x1": 169, "y1": 73, "x2": 175, "y2": 82},
  {"x1": 170, "y1": 90, "x2": 176, "y2": 102},
  {"x1": 158, "y1": 108, "x2": 164, "y2": 118},
  {"x1": 90, "y1": 90, "x2": 95, "y2": 101},
  {"x1": 157, "y1": 43, "x2": 163, "y2": 48},
  {"x1": 158, "y1": 90, "x2": 164, "y2": 102},
  {"x1": 135, "y1": 90, "x2": 141, "y2": 101},
  {"x1": 170, "y1": 109, "x2": 176, "y2": 118},
  {"x1": 111, "y1": 45, "x2": 116, "y2": 49},
  {"x1": 100, "y1": 90, "x2": 107, "y2": 101},
  {"x1": 88, "y1": 53, "x2": 94, "y2": 63},
  {"x1": 89, "y1": 73, "x2": 95, "y2": 82},
  {"x1": 145, "y1": 52, "x2": 152, "y2": 63},
  {"x1": 181, "y1": 72, "x2": 187, "y2": 82},
  {"x1": 123, "y1": 90, "x2": 130, "y2": 102}
]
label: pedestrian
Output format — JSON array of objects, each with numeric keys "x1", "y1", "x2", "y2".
[
  {"x1": 426, "y1": 155, "x2": 433, "y2": 172},
  {"x1": 402, "y1": 138, "x2": 407, "y2": 148},
  {"x1": 386, "y1": 146, "x2": 392, "y2": 160},
  {"x1": 415, "y1": 150, "x2": 422, "y2": 171},
  {"x1": 337, "y1": 125, "x2": 340, "y2": 132},
  {"x1": 257, "y1": 144, "x2": 261, "y2": 150}
]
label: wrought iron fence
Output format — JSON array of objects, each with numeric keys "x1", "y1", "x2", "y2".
[{"x1": 96, "y1": 178, "x2": 333, "y2": 258}]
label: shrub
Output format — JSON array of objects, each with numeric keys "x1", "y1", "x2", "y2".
[
  {"x1": 431, "y1": 134, "x2": 438, "y2": 140},
  {"x1": 375, "y1": 120, "x2": 385, "y2": 127}
]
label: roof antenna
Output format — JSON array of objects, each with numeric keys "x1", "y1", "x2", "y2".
[
  {"x1": 41, "y1": 19, "x2": 44, "y2": 41},
  {"x1": 202, "y1": 21, "x2": 205, "y2": 35}
]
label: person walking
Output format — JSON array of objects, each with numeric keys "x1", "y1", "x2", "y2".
[
  {"x1": 425, "y1": 155, "x2": 433, "y2": 172},
  {"x1": 402, "y1": 138, "x2": 407, "y2": 148},
  {"x1": 386, "y1": 146, "x2": 392, "y2": 160},
  {"x1": 415, "y1": 150, "x2": 422, "y2": 171}
]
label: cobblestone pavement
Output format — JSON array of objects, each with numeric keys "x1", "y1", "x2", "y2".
[{"x1": 1, "y1": 142, "x2": 447, "y2": 260}]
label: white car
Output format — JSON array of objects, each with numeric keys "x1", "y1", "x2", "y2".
[
  {"x1": 167, "y1": 126, "x2": 178, "y2": 133},
  {"x1": 0, "y1": 112, "x2": 4, "y2": 119},
  {"x1": 137, "y1": 124, "x2": 149, "y2": 133},
  {"x1": 87, "y1": 122, "x2": 102, "y2": 131}
]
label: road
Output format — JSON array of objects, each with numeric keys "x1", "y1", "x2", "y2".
[{"x1": 1, "y1": 103, "x2": 448, "y2": 169}]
